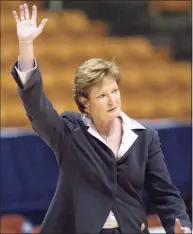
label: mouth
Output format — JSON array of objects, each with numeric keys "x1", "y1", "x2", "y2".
[{"x1": 108, "y1": 107, "x2": 117, "y2": 112}]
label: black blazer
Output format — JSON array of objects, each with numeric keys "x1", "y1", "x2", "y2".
[{"x1": 11, "y1": 61, "x2": 191, "y2": 234}]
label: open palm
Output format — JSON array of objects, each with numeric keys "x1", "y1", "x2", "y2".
[{"x1": 13, "y1": 3, "x2": 48, "y2": 41}]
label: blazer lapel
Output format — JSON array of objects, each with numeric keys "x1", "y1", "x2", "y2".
[{"x1": 116, "y1": 112, "x2": 145, "y2": 160}]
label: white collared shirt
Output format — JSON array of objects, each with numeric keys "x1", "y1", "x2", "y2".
[{"x1": 82, "y1": 112, "x2": 145, "y2": 228}]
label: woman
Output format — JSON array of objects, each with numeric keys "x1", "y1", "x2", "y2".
[{"x1": 12, "y1": 3, "x2": 191, "y2": 234}]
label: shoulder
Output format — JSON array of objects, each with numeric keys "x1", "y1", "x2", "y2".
[
  {"x1": 138, "y1": 121, "x2": 158, "y2": 140},
  {"x1": 60, "y1": 111, "x2": 82, "y2": 123},
  {"x1": 127, "y1": 116, "x2": 158, "y2": 145},
  {"x1": 139, "y1": 122, "x2": 157, "y2": 135},
  {"x1": 121, "y1": 112, "x2": 157, "y2": 137}
]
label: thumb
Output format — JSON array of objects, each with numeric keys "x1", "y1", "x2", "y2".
[
  {"x1": 174, "y1": 219, "x2": 183, "y2": 233},
  {"x1": 37, "y1": 18, "x2": 48, "y2": 35}
]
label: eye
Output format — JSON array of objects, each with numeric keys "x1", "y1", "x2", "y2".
[
  {"x1": 112, "y1": 88, "x2": 118, "y2": 93},
  {"x1": 98, "y1": 94, "x2": 105, "y2": 99}
]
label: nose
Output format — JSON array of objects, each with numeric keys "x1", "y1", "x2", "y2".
[{"x1": 108, "y1": 94, "x2": 115, "y2": 105}]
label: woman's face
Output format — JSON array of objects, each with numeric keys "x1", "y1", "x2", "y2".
[{"x1": 86, "y1": 75, "x2": 121, "y2": 122}]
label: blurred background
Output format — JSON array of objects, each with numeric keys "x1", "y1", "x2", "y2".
[{"x1": 1, "y1": 0, "x2": 192, "y2": 233}]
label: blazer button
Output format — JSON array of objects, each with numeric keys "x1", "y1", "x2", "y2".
[{"x1": 141, "y1": 223, "x2": 145, "y2": 231}]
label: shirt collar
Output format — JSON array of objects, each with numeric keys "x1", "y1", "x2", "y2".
[{"x1": 81, "y1": 111, "x2": 145, "y2": 130}]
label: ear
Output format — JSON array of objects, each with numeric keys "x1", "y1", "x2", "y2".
[{"x1": 79, "y1": 97, "x2": 90, "y2": 111}]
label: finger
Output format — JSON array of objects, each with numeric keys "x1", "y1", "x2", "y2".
[
  {"x1": 12, "y1": 11, "x2": 20, "y2": 23},
  {"x1": 176, "y1": 219, "x2": 182, "y2": 227},
  {"x1": 174, "y1": 219, "x2": 183, "y2": 233},
  {"x1": 20, "y1": 5, "x2": 25, "y2": 21},
  {"x1": 36, "y1": 19, "x2": 48, "y2": 34},
  {"x1": 31, "y1": 5, "x2": 37, "y2": 22},
  {"x1": 23, "y1": 3, "x2": 30, "y2": 20}
]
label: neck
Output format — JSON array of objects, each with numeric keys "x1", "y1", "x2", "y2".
[{"x1": 92, "y1": 117, "x2": 119, "y2": 137}]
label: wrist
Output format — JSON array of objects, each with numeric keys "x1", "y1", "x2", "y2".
[{"x1": 19, "y1": 40, "x2": 33, "y2": 44}]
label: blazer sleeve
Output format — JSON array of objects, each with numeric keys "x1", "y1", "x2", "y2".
[
  {"x1": 10, "y1": 60, "x2": 74, "y2": 164},
  {"x1": 144, "y1": 130, "x2": 191, "y2": 234}
]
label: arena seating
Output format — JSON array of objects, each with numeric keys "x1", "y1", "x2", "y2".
[
  {"x1": 32, "y1": 225, "x2": 41, "y2": 234},
  {"x1": 0, "y1": 214, "x2": 25, "y2": 233},
  {"x1": 1, "y1": 1, "x2": 191, "y2": 127},
  {"x1": 149, "y1": 0, "x2": 191, "y2": 13}
]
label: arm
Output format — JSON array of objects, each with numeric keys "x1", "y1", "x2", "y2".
[
  {"x1": 144, "y1": 130, "x2": 191, "y2": 234},
  {"x1": 18, "y1": 38, "x2": 34, "y2": 73},
  {"x1": 11, "y1": 4, "x2": 72, "y2": 164},
  {"x1": 11, "y1": 60, "x2": 69, "y2": 152},
  {"x1": 13, "y1": 4, "x2": 48, "y2": 73}
]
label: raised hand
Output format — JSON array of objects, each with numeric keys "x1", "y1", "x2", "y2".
[{"x1": 12, "y1": 3, "x2": 48, "y2": 42}]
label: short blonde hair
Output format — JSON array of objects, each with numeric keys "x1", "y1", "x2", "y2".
[{"x1": 73, "y1": 58, "x2": 121, "y2": 114}]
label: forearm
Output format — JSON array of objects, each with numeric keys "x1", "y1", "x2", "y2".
[{"x1": 19, "y1": 41, "x2": 34, "y2": 73}]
